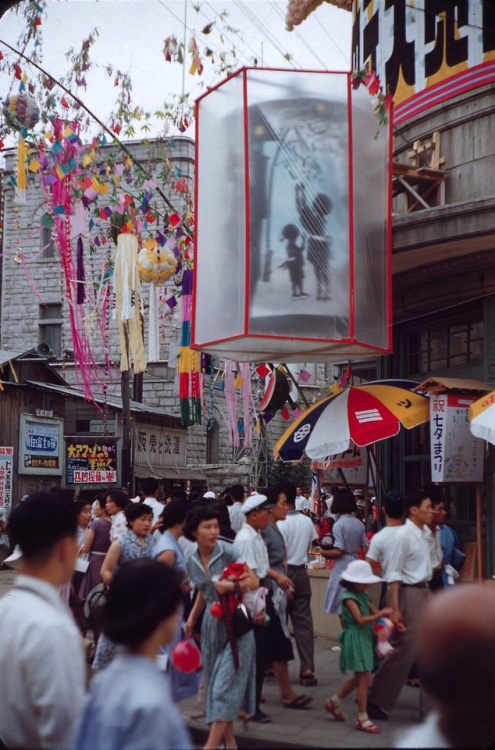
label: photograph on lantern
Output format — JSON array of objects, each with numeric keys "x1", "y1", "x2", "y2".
[{"x1": 246, "y1": 70, "x2": 350, "y2": 340}]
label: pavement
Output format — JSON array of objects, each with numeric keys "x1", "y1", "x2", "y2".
[
  {"x1": 180, "y1": 636, "x2": 424, "y2": 749},
  {"x1": 0, "y1": 568, "x2": 422, "y2": 749}
]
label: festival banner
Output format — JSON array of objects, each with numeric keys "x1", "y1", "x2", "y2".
[
  {"x1": 0, "y1": 448, "x2": 14, "y2": 514},
  {"x1": 66, "y1": 439, "x2": 118, "y2": 485},
  {"x1": 430, "y1": 394, "x2": 484, "y2": 483}
]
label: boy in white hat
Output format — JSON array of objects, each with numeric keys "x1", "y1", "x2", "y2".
[{"x1": 323, "y1": 560, "x2": 392, "y2": 735}]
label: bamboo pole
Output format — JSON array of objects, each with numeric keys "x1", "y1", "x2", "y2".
[{"x1": 476, "y1": 482, "x2": 483, "y2": 582}]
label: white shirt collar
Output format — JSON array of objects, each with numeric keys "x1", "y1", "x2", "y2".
[{"x1": 15, "y1": 574, "x2": 67, "y2": 612}]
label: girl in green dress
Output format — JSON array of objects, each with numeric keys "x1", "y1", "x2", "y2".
[{"x1": 324, "y1": 560, "x2": 392, "y2": 734}]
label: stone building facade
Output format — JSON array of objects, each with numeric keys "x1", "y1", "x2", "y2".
[{"x1": 0, "y1": 136, "x2": 327, "y2": 494}]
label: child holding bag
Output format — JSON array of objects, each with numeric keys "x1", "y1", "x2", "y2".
[{"x1": 324, "y1": 560, "x2": 392, "y2": 734}]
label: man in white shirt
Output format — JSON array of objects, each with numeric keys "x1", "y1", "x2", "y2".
[
  {"x1": 227, "y1": 484, "x2": 245, "y2": 533},
  {"x1": 277, "y1": 483, "x2": 318, "y2": 686},
  {"x1": 140, "y1": 477, "x2": 165, "y2": 526},
  {"x1": 0, "y1": 491, "x2": 86, "y2": 750},
  {"x1": 366, "y1": 491, "x2": 405, "y2": 602},
  {"x1": 294, "y1": 486, "x2": 306, "y2": 512},
  {"x1": 368, "y1": 490, "x2": 434, "y2": 721}
]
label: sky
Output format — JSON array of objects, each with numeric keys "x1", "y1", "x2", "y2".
[{"x1": 0, "y1": 0, "x2": 352, "y2": 141}]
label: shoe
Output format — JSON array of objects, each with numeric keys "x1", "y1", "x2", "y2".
[
  {"x1": 367, "y1": 702, "x2": 388, "y2": 721},
  {"x1": 252, "y1": 709, "x2": 271, "y2": 723},
  {"x1": 298, "y1": 671, "x2": 318, "y2": 687},
  {"x1": 356, "y1": 717, "x2": 380, "y2": 734},
  {"x1": 324, "y1": 697, "x2": 345, "y2": 721}
]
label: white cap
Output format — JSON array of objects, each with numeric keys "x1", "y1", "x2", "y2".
[
  {"x1": 242, "y1": 492, "x2": 271, "y2": 515},
  {"x1": 3, "y1": 544, "x2": 23, "y2": 570},
  {"x1": 203, "y1": 491, "x2": 216, "y2": 500},
  {"x1": 340, "y1": 559, "x2": 381, "y2": 585}
]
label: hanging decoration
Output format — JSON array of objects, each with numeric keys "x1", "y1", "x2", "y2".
[
  {"x1": 223, "y1": 360, "x2": 240, "y2": 449},
  {"x1": 240, "y1": 361, "x2": 256, "y2": 448},
  {"x1": 193, "y1": 68, "x2": 392, "y2": 363},
  {"x1": 178, "y1": 268, "x2": 201, "y2": 426},
  {"x1": 113, "y1": 232, "x2": 146, "y2": 373},
  {"x1": 3, "y1": 94, "x2": 40, "y2": 202}
]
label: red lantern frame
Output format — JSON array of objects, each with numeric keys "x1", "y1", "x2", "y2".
[{"x1": 192, "y1": 67, "x2": 393, "y2": 363}]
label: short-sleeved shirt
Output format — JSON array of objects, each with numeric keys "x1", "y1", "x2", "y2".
[
  {"x1": 233, "y1": 523, "x2": 269, "y2": 579},
  {"x1": 277, "y1": 511, "x2": 317, "y2": 566},
  {"x1": 153, "y1": 530, "x2": 186, "y2": 573},
  {"x1": 110, "y1": 511, "x2": 127, "y2": 542},
  {"x1": 387, "y1": 519, "x2": 433, "y2": 584},
  {"x1": 332, "y1": 514, "x2": 368, "y2": 554},
  {"x1": 88, "y1": 518, "x2": 111, "y2": 554},
  {"x1": 366, "y1": 525, "x2": 402, "y2": 582}
]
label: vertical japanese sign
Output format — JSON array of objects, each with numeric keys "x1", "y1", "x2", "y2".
[
  {"x1": 430, "y1": 394, "x2": 484, "y2": 482},
  {"x1": 352, "y1": 0, "x2": 495, "y2": 125},
  {"x1": 0, "y1": 448, "x2": 14, "y2": 514}
]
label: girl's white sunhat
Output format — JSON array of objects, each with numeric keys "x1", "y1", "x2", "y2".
[{"x1": 340, "y1": 559, "x2": 382, "y2": 585}]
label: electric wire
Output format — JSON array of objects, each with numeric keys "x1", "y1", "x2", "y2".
[
  {"x1": 233, "y1": 0, "x2": 299, "y2": 68},
  {"x1": 268, "y1": 0, "x2": 329, "y2": 70}
]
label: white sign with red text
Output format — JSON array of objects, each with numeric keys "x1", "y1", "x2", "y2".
[{"x1": 430, "y1": 394, "x2": 484, "y2": 483}]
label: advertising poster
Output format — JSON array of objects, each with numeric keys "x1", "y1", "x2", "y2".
[
  {"x1": 19, "y1": 415, "x2": 63, "y2": 476},
  {"x1": 66, "y1": 440, "x2": 118, "y2": 485},
  {"x1": 0, "y1": 448, "x2": 14, "y2": 514},
  {"x1": 430, "y1": 394, "x2": 484, "y2": 483},
  {"x1": 312, "y1": 444, "x2": 370, "y2": 487}
]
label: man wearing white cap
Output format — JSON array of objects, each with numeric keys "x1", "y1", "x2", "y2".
[
  {"x1": 233, "y1": 492, "x2": 275, "y2": 722},
  {"x1": 202, "y1": 490, "x2": 216, "y2": 500}
]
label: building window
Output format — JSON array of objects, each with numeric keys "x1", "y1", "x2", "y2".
[
  {"x1": 39, "y1": 303, "x2": 62, "y2": 357},
  {"x1": 407, "y1": 319, "x2": 483, "y2": 375},
  {"x1": 206, "y1": 418, "x2": 219, "y2": 464},
  {"x1": 41, "y1": 225, "x2": 56, "y2": 258}
]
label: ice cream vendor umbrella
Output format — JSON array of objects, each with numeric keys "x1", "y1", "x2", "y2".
[{"x1": 274, "y1": 379, "x2": 429, "y2": 462}]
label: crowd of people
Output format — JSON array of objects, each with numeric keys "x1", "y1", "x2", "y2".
[{"x1": 0, "y1": 478, "x2": 490, "y2": 750}]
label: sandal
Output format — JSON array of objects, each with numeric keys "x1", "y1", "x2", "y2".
[
  {"x1": 324, "y1": 698, "x2": 345, "y2": 721},
  {"x1": 282, "y1": 694, "x2": 312, "y2": 709},
  {"x1": 299, "y1": 671, "x2": 318, "y2": 687},
  {"x1": 356, "y1": 717, "x2": 380, "y2": 734}
]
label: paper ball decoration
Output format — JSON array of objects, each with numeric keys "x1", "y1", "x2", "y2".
[
  {"x1": 210, "y1": 601, "x2": 223, "y2": 618},
  {"x1": 171, "y1": 640, "x2": 201, "y2": 673},
  {"x1": 137, "y1": 242, "x2": 176, "y2": 285},
  {"x1": 3, "y1": 95, "x2": 40, "y2": 131}
]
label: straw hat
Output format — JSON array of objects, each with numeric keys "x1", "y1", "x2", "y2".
[{"x1": 340, "y1": 559, "x2": 381, "y2": 585}]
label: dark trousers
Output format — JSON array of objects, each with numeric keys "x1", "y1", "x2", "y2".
[
  {"x1": 254, "y1": 623, "x2": 267, "y2": 712},
  {"x1": 287, "y1": 564, "x2": 315, "y2": 674}
]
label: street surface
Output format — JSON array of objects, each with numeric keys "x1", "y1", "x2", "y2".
[{"x1": 0, "y1": 568, "x2": 422, "y2": 749}]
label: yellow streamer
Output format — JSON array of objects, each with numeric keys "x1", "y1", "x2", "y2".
[{"x1": 16, "y1": 134, "x2": 27, "y2": 201}]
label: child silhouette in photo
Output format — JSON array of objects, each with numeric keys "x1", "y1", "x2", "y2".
[
  {"x1": 295, "y1": 184, "x2": 332, "y2": 300},
  {"x1": 279, "y1": 223, "x2": 307, "y2": 298}
]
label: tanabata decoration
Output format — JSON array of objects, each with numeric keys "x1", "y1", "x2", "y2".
[
  {"x1": 210, "y1": 562, "x2": 251, "y2": 670},
  {"x1": 286, "y1": 0, "x2": 351, "y2": 30},
  {"x1": 137, "y1": 241, "x2": 177, "y2": 361},
  {"x1": 179, "y1": 268, "x2": 201, "y2": 425},
  {"x1": 3, "y1": 94, "x2": 40, "y2": 201},
  {"x1": 374, "y1": 617, "x2": 395, "y2": 658},
  {"x1": 193, "y1": 68, "x2": 392, "y2": 363},
  {"x1": 113, "y1": 233, "x2": 146, "y2": 373},
  {"x1": 171, "y1": 640, "x2": 201, "y2": 673}
]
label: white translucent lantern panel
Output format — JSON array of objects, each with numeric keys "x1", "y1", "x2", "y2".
[
  {"x1": 194, "y1": 73, "x2": 245, "y2": 345},
  {"x1": 351, "y1": 84, "x2": 390, "y2": 350},
  {"x1": 245, "y1": 70, "x2": 350, "y2": 340}
]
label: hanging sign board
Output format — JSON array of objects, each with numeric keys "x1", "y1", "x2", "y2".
[
  {"x1": 66, "y1": 439, "x2": 118, "y2": 485},
  {"x1": 18, "y1": 415, "x2": 63, "y2": 476},
  {"x1": 311, "y1": 444, "x2": 370, "y2": 487},
  {"x1": 0, "y1": 448, "x2": 14, "y2": 514},
  {"x1": 430, "y1": 394, "x2": 484, "y2": 483},
  {"x1": 352, "y1": 0, "x2": 495, "y2": 125}
]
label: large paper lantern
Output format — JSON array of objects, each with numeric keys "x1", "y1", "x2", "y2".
[{"x1": 192, "y1": 68, "x2": 392, "y2": 363}]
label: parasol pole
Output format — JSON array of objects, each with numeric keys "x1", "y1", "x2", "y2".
[
  {"x1": 476, "y1": 482, "x2": 483, "y2": 582},
  {"x1": 281, "y1": 363, "x2": 310, "y2": 408}
]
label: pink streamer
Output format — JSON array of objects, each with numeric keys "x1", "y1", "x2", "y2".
[{"x1": 240, "y1": 362, "x2": 254, "y2": 448}]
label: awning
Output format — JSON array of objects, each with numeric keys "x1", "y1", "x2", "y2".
[
  {"x1": 414, "y1": 377, "x2": 491, "y2": 395},
  {"x1": 135, "y1": 466, "x2": 207, "y2": 481}
]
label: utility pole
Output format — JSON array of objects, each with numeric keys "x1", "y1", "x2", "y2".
[{"x1": 120, "y1": 326, "x2": 132, "y2": 490}]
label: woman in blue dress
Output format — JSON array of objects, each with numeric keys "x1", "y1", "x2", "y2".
[
  {"x1": 154, "y1": 498, "x2": 200, "y2": 702},
  {"x1": 185, "y1": 504, "x2": 258, "y2": 750},
  {"x1": 92, "y1": 503, "x2": 155, "y2": 670},
  {"x1": 319, "y1": 489, "x2": 369, "y2": 615}
]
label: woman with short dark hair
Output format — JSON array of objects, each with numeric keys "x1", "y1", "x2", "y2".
[
  {"x1": 320, "y1": 489, "x2": 369, "y2": 616},
  {"x1": 184, "y1": 504, "x2": 258, "y2": 750},
  {"x1": 74, "y1": 559, "x2": 191, "y2": 750},
  {"x1": 92, "y1": 504, "x2": 155, "y2": 671}
]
